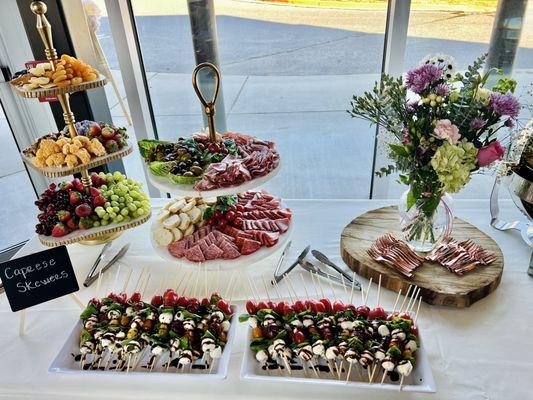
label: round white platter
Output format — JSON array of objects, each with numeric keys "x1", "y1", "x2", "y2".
[
  {"x1": 146, "y1": 161, "x2": 281, "y2": 198},
  {"x1": 150, "y1": 221, "x2": 292, "y2": 270}
]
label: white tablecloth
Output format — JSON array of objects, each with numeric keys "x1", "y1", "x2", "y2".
[{"x1": 0, "y1": 199, "x2": 531, "y2": 400}]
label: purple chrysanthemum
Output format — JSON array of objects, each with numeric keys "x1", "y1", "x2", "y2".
[
  {"x1": 470, "y1": 117, "x2": 486, "y2": 130},
  {"x1": 405, "y1": 64, "x2": 442, "y2": 94},
  {"x1": 435, "y1": 83, "x2": 451, "y2": 97},
  {"x1": 488, "y1": 92, "x2": 520, "y2": 118},
  {"x1": 405, "y1": 100, "x2": 418, "y2": 113}
]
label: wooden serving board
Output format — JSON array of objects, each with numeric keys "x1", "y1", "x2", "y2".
[{"x1": 340, "y1": 206, "x2": 504, "y2": 308}]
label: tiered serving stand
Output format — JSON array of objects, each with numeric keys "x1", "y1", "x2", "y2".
[
  {"x1": 148, "y1": 62, "x2": 289, "y2": 269},
  {"x1": 11, "y1": 1, "x2": 150, "y2": 246}
]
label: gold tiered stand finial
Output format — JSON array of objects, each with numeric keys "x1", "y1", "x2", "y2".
[{"x1": 192, "y1": 62, "x2": 221, "y2": 142}]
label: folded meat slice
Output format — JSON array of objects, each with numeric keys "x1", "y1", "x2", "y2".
[
  {"x1": 247, "y1": 230, "x2": 279, "y2": 247},
  {"x1": 204, "y1": 243, "x2": 224, "y2": 260},
  {"x1": 242, "y1": 209, "x2": 292, "y2": 220},
  {"x1": 219, "y1": 240, "x2": 241, "y2": 259},
  {"x1": 167, "y1": 236, "x2": 192, "y2": 258},
  {"x1": 185, "y1": 244, "x2": 205, "y2": 262},
  {"x1": 240, "y1": 238, "x2": 261, "y2": 255}
]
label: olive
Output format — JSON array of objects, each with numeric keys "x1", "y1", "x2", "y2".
[
  {"x1": 192, "y1": 161, "x2": 199, "y2": 166},
  {"x1": 190, "y1": 166, "x2": 203, "y2": 176},
  {"x1": 183, "y1": 171, "x2": 194, "y2": 177},
  {"x1": 264, "y1": 325, "x2": 280, "y2": 339},
  {"x1": 176, "y1": 148, "x2": 187, "y2": 156},
  {"x1": 179, "y1": 153, "x2": 191, "y2": 162}
]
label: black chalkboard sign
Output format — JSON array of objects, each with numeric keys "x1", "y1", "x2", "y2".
[{"x1": 0, "y1": 246, "x2": 79, "y2": 312}]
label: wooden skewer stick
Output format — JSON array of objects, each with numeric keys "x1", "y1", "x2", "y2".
[
  {"x1": 340, "y1": 273, "x2": 348, "y2": 297},
  {"x1": 282, "y1": 354, "x2": 292, "y2": 375},
  {"x1": 349, "y1": 271, "x2": 356, "y2": 305},
  {"x1": 141, "y1": 273, "x2": 151, "y2": 298},
  {"x1": 250, "y1": 274, "x2": 262, "y2": 302},
  {"x1": 69, "y1": 293, "x2": 85, "y2": 309},
  {"x1": 246, "y1": 274, "x2": 259, "y2": 302},
  {"x1": 122, "y1": 267, "x2": 133, "y2": 293},
  {"x1": 327, "y1": 274, "x2": 336, "y2": 301},
  {"x1": 133, "y1": 267, "x2": 146, "y2": 293},
  {"x1": 209, "y1": 358, "x2": 217, "y2": 374},
  {"x1": 405, "y1": 287, "x2": 419, "y2": 314},
  {"x1": 392, "y1": 288, "x2": 403, "y2": 314},
  {"x1": 300, "y1": 272, "x2": 310, "y2": 300},
  {"x1": 175, "y1": 271, "x2": 187, "y2": 293},
  {"x1": 345, "y1": 362, "x2": 353, "y2": 383},
  {"x1": 414, "y1": 296, "x2": 423, "y2": 324},
  {"x1": 282, "y1": 274, "x2": 295, "y2": 303},
  {"x1": 18, "y1": 310, "x2": 26, "y2": 336},
  {"x1": 113, "y1": 263, "x2": 122, "y2": 292},
  {"x1": 399, "y1": 374, "x2": 405, "y2": 391},
  {"x1": 272, "y1": 278, "x2": 283, "y2": 300},
  {"x1": 309, "y1": 361, "x2": 320, "y2": 378},
  {"x1": 363, "y1": 277, "x2": 373, "y2": 305},
  {"x1": 96, "y1": 264, "x2": 104, "y2": 296},
  {"x1": 327, "y1": 360, "x2": 336, "y2": 379},
  {"x1": 205, "y1": 266, "x2": 209, "y2": 299},
  {"x1": 398, "y1": 284, "x2": 413, "y2": 313},
  {"x1": 228, "y1": 274, "x2": 239, "y2": 305},
  {"x1": 309, "y1": 271, "x2": 320, "y2": 299},
  {"x1": 261, "y1": 274, "x2": 272, "y2": 302},
  {"x1": 193, "y1": 268, "x2": 201, "y2": 298},
  {"x1": 316, "y1": 272, "x2": 326, "y2": 298},
  {"x1": 380, "y1": 368, "x2": 388, "y2": 384},
  {"x1": 285, "y1": 273, "x2": 300, "y2": 301},
  {"x1": 337, "y1": 360, "x2": 344, "y2": 380},
  {"x1": 376, "y1": 274, "x2": 382, "y2": 308}
]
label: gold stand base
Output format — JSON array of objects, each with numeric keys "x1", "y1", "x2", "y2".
[{"x1": 79, "y1": 231, "x2": 123, "y2": 245}]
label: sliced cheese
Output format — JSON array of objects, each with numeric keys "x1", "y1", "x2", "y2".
[
  {"x1": 163, "y1": 214, "x2": 181, "y2": 229},
  {"x1": 153, "y1": 227, "x2": 174, "y2": 247}
]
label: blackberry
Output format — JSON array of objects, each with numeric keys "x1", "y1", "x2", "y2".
[{"x1": 54, "y1": 189, "x2": 70, "y2": 210}]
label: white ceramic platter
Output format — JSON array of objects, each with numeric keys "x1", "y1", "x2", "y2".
[
  {"x1": 49, "y1": 306, "x2": 237, "y2": 380},
  {"x1": 240, "y1": 327, "x2": 436, "y2": 393},
  {"x1": 150, "y1": 222, "x2": 293, "y2": 271},
  {"x1": 147, "y1": 161, "x2": 280, "y2": 198}
]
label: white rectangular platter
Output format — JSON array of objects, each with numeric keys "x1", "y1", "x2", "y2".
[
  {"x1": 49, "y1": 306, "x2": 237, "y2": 380},
  {"x1": 240, "y1": 327, "x2": 436, "y2": 393}
]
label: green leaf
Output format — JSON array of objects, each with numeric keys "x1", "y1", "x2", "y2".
[
  {"x1": 167, "y1": 173, "x2": 200, "y2": 185},
  {"x1": 406, "y1": 190, "x2": 417, "y2": 211},
  {"x1": 148, "y1": 161, "x2": 174, "y2": 177},
  {"x1": 80, "y1": 304, "x2": 98, "y2": 320},
  {"x1": 138, "y1": 139, "x2": 169, "y2": 158},
  {"x1": 238, "y1": 314, "x2": 250, "y2": 323},
  {"x1": 79, "y1": 329, "x2": 93, "y2": 345},
  {"x1": 250, "y1": 338, "x2": 270, "y2": 351},
  {"x1": 389, "y1": 144, "x2": 410, "y2": 157}
]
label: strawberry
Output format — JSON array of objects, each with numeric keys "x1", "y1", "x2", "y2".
[
  {"x1": 177, "y1": 296, "x2": 188, "y2": 307},
  {"x1": 333, "y1": 300, "x2": 346, "y2": 313},
  {"x1": 257, "y1": 301, "x2": 268, "y2": 310},
  {"x1": 69, "y1": 191, "x2": 82, "y2": 205},
  {"x1": 78, "y1": 216, "x2": 93, "y2": 230},
  {"x1": 356, "y1": 305, "x2": 370, "y2": 319},
  {"x1": 274, "y1": 301, "x2": 286, "y2": 316},
  {"x1": 115, "y1": 134, "x2": 128, "y2": 148},
  {"x1": 101, "y1": 126, "x2": 115, "y2": 140},
  {"x1": 293, "y1": 300, "x2": 306, "y2": 313},
  {"x1": 245, "y1": 300, "x2": 257, "y2": 314},
  {"x1": 314, "y1": 301, "x2": 326, "y2": 313},
  {"x1": 59, "y1": 181, "x2": 74, "y2": 191},
  {"x1": 163, "y1": 291, "x2": 178, "y2": 307},
  {"x1": 66, "y1": 217, "x2": 79, "y2": 230},
  {"x1": 201, "y1": 297, "x2": 211, "y2": 307},
  {"x1": 72, "y1": 178, "x2": 84, "y2": 192},
  {"x1": 92, "y1": 195, "x2": 106, "y2": 207},
  {"x1": 87, "y1": 123, "x2": 102, "y2": 137},
  {"x1": 282, "y1": 305, "x2": 294, "y2": 316},
  {"x1": 105, "y1": 139, "x2": 119, "y2": 153},
  {"x1": 90, "y1": 187, "x2": 101, "y2": 197},
  {"x1": 51, "y1": 222, "x2": 69, "y2": 237},
  {"x1": 75, "y1": 203, "x2": 92, "y2": 217},
  {"x1": 57, "y1": 210, "x2": 71, "y2": 222},
  {"x1": 267, "y1": 301, "x2": 276, "y2": 310}
]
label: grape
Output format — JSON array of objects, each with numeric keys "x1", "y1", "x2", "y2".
[
  {"x1": 106, "y1": 207, "x2": 114, "y2": 213},
  {"x1": 110, "y1": 194, "x2": 119, "y2": 201},
  {"x1": 116, "y1": 215, "x2": 124, "y2": 222},
  {"x1": 120, "y1": 208, "x2": 129, "y2": 216},
  {"x1": 93, "y1": 221, "x2": 101, "y2": 227},
  {"x1": 112, "y1": 206, "x2": 119, "y2": 213},
  {"x1": 101, "y1": 219, "x2": 109, "y2": 226}
]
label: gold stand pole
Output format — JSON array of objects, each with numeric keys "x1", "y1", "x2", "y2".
[
  {"x1": 192, "y1": 62, "x2": 221, "y2": 142},
  {"x1": 31, "y1": 1, "x2": 92, "y2": 193}
]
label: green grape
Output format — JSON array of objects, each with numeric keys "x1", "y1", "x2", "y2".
[
  {"x1": 105, "y1": 206, "x2": 113, "y2": 213},
  {"x1": 101, "y1": 219, "x2": 109, "y2": 226},
  {"x1": 137, "y1": 208, "x2": 145, "y2": 216},
  {"x1": 125, "y1": 195, "x2": 133, "y2": 203},
  {"x1": 102, "y1": 213, "x2": 110, "y2": 221},
  {"x1": 128, "y1": 203, "x2": 137, "y2": 212},
  {"x1": 120, "y1": 208, "x2": 129, "y2": 216},
  {"x1": 100, "y1": 185, "x2": 107, "y2": 191},
  {"x1": 107, "y1": 190, "x2": 114, "y2": 196},
  {"x1": 116, "y1": 215, "x2": 124, "y2": 222},
  {"x1": 104, "y1": 202, "x2": 111, "y2": 208},
  {"x1": 112, "y1": 206, "x2": 120, "y2": 213},
  {"x1": 111, "y1": 201, "x2": 119, "y2": 207},
  {"x1": 91, "y1": 215, "x2": 99, "y2": 221},
  {"x1": 93, "y1": 221, "x2": 101, "y2": 227},
  {"x1": 109, "y1": 212, "x2": 117, "y2": 219},
  {"x1": 118, "y1": 196, "x2": 125, "y2": 203},
  {"x1": 110, "y1": 194, "x2": 119, "y2": 201},
  {"x1": 123, "y1": 216, "x2": 131, "y2": 223},
  {"x1": 118, "y1": 202, "x2": 125, "y2": 209},
  {"x1": 133, "y1": 201, "x2": 141, "y2": 207}
]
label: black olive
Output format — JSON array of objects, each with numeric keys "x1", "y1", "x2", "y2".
[{"x1": 264, "y1": 325, "x2": 280, "y2": 339}]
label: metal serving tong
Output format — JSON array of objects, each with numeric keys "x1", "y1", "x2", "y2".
[
  {"x1": 273, "y1": 244, "x2": 361, "y2": 290},
  {"x1": 83, "y1": 243, "x2": 130, "y2": 287}
]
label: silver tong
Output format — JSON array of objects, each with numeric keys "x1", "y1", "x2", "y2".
[{"x1": 273, "y1": 244, "x2": 360, "y2": 290}]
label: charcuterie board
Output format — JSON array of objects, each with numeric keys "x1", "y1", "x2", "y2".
[{"x1": 340, "y1": 206, "x2": 504, "y2": 308}]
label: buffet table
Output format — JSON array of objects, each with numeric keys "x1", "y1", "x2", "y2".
[{"x1": 1, "y1": 198, "x2": 531, "y2": 400}]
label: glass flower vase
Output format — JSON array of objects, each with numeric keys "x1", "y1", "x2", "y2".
[{"x1": 398, "y1": 190, "x2": 453, "y2": 252}]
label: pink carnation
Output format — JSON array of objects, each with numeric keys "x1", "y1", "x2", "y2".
[
  {"x1": 434, "y1": 119, "x2": 461, "y2": 144},
  {"x1": 477, "y1": 140, "x2": 505, "y2": 167}
]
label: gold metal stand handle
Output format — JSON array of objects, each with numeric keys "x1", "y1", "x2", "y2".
[{"x1": 192, "y1": 62, "x2": 220, "y2": 142}]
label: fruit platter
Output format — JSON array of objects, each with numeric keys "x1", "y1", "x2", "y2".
[
  {"x1": 239, "y1": 292, "x2": 435, "y2": 393},
  {"x1": 139, "y1": 131, "x2": 280, "y2": 197},
  {"x1": 10, "y1": 54, "x2": 106, "y2": 98},
  {"x1": 21, "y1": 120, "x2": 132, "y2": 177},
  {"x1": 35, "y1": 172, "x2": 151, "y2": 246},
  {"x1": 151, "y1": 190, "x2": 292, "y2": 269},
  {"x1": 49, "y1": 289, "x2": 236, "y2": 378}
]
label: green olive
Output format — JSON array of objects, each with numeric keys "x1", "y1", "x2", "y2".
[
  {"x1": 190, "y1": 166, "x2": 203, "y2": 176},
  {"x1": 177, "y1": 148, "x2": 187, "y2": 156},
  {"x1": 179, "y1": 153, "x2": 191, "y2": 162},
  {"x1": 183, "y1": 171, "x2": 194, "y2": 177}
]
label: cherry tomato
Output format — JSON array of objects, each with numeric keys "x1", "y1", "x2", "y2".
[
  {"x1": 319, "y1": 298, "x2": 332, "y2": 312},
  {"x1": 305, "y1": 299, "x2": 314, "y2": 310},
  {"x1": 411, "y1": 325, "x2": 419, "y2": 337},
  {"x1": 225, "y1": 211, "x2": 236, "y2": 221},
  {"x1": 294, "y1": 330, "x2": 306, "y2": 344},
  {"x1": 198, "y1": 143, "x2": 205, "y2": 150},
  {"x1": 333, "y1": 300, "x2": 346, "y2": 313},
  {"x1": 163, "y1": 291, "x2": 178, "y2": 307},
  {"x1": 164, "y1": 288, "x2": 176, "y2": 297},
  {"x1": 399, "y1": 312, "x2": 412, "y2": 321},
  {"x1": 151, "y1": 295, "x2": 163, "y2": 307},
  {"x1": 246, "y1": 300, "x2": 257, "y2": 314},
  {"x1": 235, "y1": 211, "x2": 244, "y2": 219},
  {"x1": 257, "y1": 301, "x2": 268, "y2": 310},
  {"x1": 217, "y1": 219, "x2": 228, "y2": 229},
  {"x1": 236, "y1": 205, "x2": 245, "y2": 212},
  {"x1": 201, "y1": 297, "x2": 211, "y2": 307},
  {"x1": 177, "y1": 296, "x2": 188, "y2": 307},
  {"x1": 369, "y1": 306, "x2": 387, "y2": 320},
  {"x1": 356, "y1": 305, "x2": 370, "y2": 318},
  {"x1": 187, "y1": 297, "x2": 200, "y2": 313},
  {"x1": 128, "y1": 292, "x2": 141, "y2": 304},
  {"x1": 267, "y1": 301, "x2": 276, "y2": 310},
  {"x1": 315, "y1": 301, "x2": 326, "y2": 313},
  {"x1": 283, "y1": 305, "x2": 294, "y2": 316},
  {"x1": 274, "y1": 301, "x2": 286, "y2": 315},
  {"x1": 214, "y1": 210, "x2": 223, "y2": 220},
  {"x1": 293, "y1": 300, "x2": 306, "y2": 313},
  {"x1": 216, "y1": 299, "x2": 232, "y2": 315},
  {"x1": 386, "y1": 311, "x2": 399, "y2": 321}
]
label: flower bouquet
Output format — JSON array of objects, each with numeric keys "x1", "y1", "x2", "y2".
[{"x1": 349, "y1": 53, "x2": 521, "y2": 251}]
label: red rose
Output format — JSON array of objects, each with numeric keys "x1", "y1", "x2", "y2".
[{"x1": 477, "y1": 140, "x2": 505, "y2": 167}]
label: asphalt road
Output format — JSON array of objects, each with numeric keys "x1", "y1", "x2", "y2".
[{"x1": 97, "y1": 2, "x2": 532, "y2": 75}]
